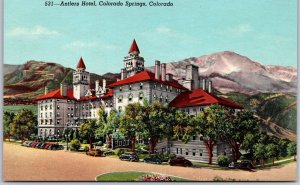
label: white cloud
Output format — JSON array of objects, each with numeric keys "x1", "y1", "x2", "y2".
[
  {"x1": 8, "y1": 25, "x2": 60, "y2": 37},
  {"x1": 62, "y1": 41, "x2": 116, "y2": 50},
  {"x1": 155, "y1": 26, "x2": 181, "y2": 38},
  {"x1": 226, "y1": 24, "x2": 252, "y2": 35}
]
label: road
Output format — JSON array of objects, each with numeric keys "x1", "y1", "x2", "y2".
[{"x1": 3, "y1": 142, "x2": 297, "y2": 181}]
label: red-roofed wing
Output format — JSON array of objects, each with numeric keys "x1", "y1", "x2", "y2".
[
  {"x1": 77, "y1": 57, "x2": 86, "y2": 69},
  {"x1": 128, "y1": 39, "x2": 140, "y2": 54},
  {"x1": 35, "y1": 89, "x2": 75, "y2": 101},
  {"x1": 169, "y1": 89, "x2": 243, "y2": 109},
  {"x1": 108, "y1": 70, "x2": 187, "y2": 90}
]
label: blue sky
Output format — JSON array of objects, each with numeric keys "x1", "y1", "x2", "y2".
[{"x1": 4, "y1": 0, "x2": 297, "y2": 74}]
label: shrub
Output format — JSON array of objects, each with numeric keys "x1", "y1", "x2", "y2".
[
  {"x1": 217, "y1": 155, "x2": 230, "y2": 167},
  {"x1": 82, "y1": 140, "x2": 88, "y2": 144},
  {"x1": 70, "y1": 139, "x2": 81, "y2": 151},
  {"x1": 169, "y1": 153, "x2": 176, "y2": 159},
  {"x1": 83, "y1": 146, "x2": 89, "y2": 152}
]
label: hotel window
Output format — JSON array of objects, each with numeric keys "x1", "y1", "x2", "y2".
[
  {"x1": 159, "y1": 95, "x2": 163, "y2": 102},
  {"x1": 110, "y1": 103, "x2": 113, "y2": 107},
  {"x1": 139, "y1": 93, "x2": 144, "y2": 101},
  {"x1": 45, "y1": 120, "x2": 48, "y2": 125},
  {"x1": 41, "y1": 120, "x2": 44, "y2": 124},
  {"x1": 118, "y1": 96, "x2": 123, "y2": 103},
  {"x1": 45, "y1": 113, "x2": 47, "y2": 118},
  {"x1": 41, "y1": 113, "x2": 43, "y2": 118},
  {"x1": 153, "y1": 83, "x2": 157, "y2": 89},
  {"x1": 41, "y1": 106, "x2": 43, "y2": 111},
  {"x1": 50, "y1": 112, "x2": 52, "y2": 117},
  {"x1": 118, "y1": 106, "x2": 122, "y2": 113},
  {"x1": 193, "y1": 135, "x2": 196, "y2": 140},
  {"x1": 50, "y1": 119, "x2": 53, "y2": 125},
  {"x1": 180, "y1": 148, "x2": 182, "y2": 154},
  {"x1": 57, "y1": 105, "x2": 60, "y2": 110},
  {"x1": 193, "y1": 149, "x2": 196, "y2": 156},
  {"x1": 129, "y1": 85, "x2": 132, "y2": 90},
  {"x1": 140, "y1": 82, "x2": 143, "y2": 89},
  {"x1": 186, "y1": 149, "x2": 189, "y2": 156},
  {"x1": 153, "y1": 94, "x2": 157, "y2": 100},
  {"x1": 50, "y1": 105, "x2": 52, "y2": 110},
  {"x1": 57, "y1": 112, "x2": 60, "y2": 117},
  {"x1": 165, "y1": 96, "x2": 168, "y2": 103},
  {"x1": 176, "y1": 148, "x2": 178, "y2": 154},
  {"x1": 200, "y1": 136, "x2": 203, "y2": 141},
  {"x1": 45, "y1": 105, "x2": 48, "y2": 110},
  {"x1": 119, "y1": 86, "x2": 122, "y2": 91},
  {"x1": 166, "y1": 86, "x2": 168, "y2": 91},
  {"x1": 57, "y1": 120, "x2": 60, "y2": 125},
  {"x1": 199, "y1": 149, "x2": 203, "y2": 156},
  {"x1": 93, "y1": 103, "x2": 96, "y2": 108},
  {"x1": 128, "y1": 94, "x2": 133, "y2": 102}
]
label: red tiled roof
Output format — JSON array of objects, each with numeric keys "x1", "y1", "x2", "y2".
[
  {"x1": 78, "y1": 89, "x2": 113, "y2": 101},
  {"x1": 35, "y1": 89, "x2": 113, "y2": 101},
  {"x1": 128, "y1": 39, "x2": 140, "y2": 54},
  {"x1": 35, "y1": 89, "x2": 75, "y2": 101},
  {"x1": 77, "y1": 57, "x2": 86, "y2": 69},
  {"x1": 108, "y1": 70, "x2": 188, "y2": 90},
  {"x1": 169, "y1": 89, "x2": 243, "y2": 109}
]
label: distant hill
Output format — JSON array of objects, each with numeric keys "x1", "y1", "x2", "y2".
[{"x1": 4, "y1": 61, "x2": 120, "y2": 100}]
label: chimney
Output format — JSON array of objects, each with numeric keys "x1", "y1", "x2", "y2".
[
  {"x1": 44, "y1": 86, "x2": 48, "y2": 95},
  {"x1": 121, "y1": 68, "x2": 127, "y2": 80},
  {"x1": 202, "y1": 79, "x2": 206, "y2": 90},
  {"x1": 103, "y1": 79, "x2": 107, "y2": 93},
  {"x1": 60, "y1": 83, "x2": 67, "y2": 96},
  {"x1": 161, "y1": 63, "x2": 166, "y2": 81},
  {"x1": 155, "y1": 60, "x2": 161, "y2": 80},
  {"x1": 208, "y1": 80, "x2": 212, "y2": 93},
  {"x1": 166, "y1": 73, "x2": 173, "y2": 81},
  {"x1": 95, "y1": 80, "x2": 99, "y2": 92}
]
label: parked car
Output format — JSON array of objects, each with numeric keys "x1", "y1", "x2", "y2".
[
  {"x1": 228, "y1": 162, "x2": 239, "y2": 169},
  {"x1": 144, "y1": 155, "x2": 162, "y2": 164},
  {"x1": 169, "y1": 156, "x2": 192, "y2": 167},
  {"x1": 86, "y1": 149, "x2": 104, "y2": 157},
  {"x1": 239, "y1": 160, "x2": 254, "y2": 170},
  {"x1": 119, "y1": 153, "x2": 139, "y2": 162},
  {"x1": 43, "y1": 143, "x2": 52, "y2": 150},
  {"x1": 228, "y1": 161, "x2": 254, "y2": 170},
  {"x1": 30, "y1": 142, "x2": 40, "y2": 148},
  {"x1": 104, "y1": 150, "x2": 115, "y2": 156},
  {"x1": 49, "y1": 144, "x2": 64, "y2": 150},
  {"x1": 36, "y1": 143, "x2": 47, "y2": 149},
  {"x1": 21, "y1": 141, "x2": 32, "y2": 147}
]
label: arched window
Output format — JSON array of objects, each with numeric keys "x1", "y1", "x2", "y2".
[
  {"x1": 153, "y1": 93, "x2": 157, "y2": 100},
  {"x1": 159, "y1": 95, "x2": 163, "y2": 102}
]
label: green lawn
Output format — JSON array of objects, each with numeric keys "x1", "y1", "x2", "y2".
[
  {"x1": 95, "y1": 171, "x2": 191, "y2": 182},
  {"x1": 4, "y1": 105, "x2": 37, "y2": 115}
]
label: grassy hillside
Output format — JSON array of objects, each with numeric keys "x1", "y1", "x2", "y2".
[
  {"x1": 4, "y1": 105, "x2": 38, "y2": 115},
  {"x1": 225, "y1": 92, "x2": 297, "y2": 133}
]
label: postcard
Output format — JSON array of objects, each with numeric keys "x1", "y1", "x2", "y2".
[{"x1": 3, "y1": 0, "x2": 297, "y2": 182}]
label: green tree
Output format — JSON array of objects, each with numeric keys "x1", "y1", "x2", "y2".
[
  {"x1": 254, "y1": 143, "x2": 267, "y2": 167},
  {"x1": 202, "y1": 105, "x2": 229, "y2": 164},
  {"x1": 219, "y1": 110, "x2": 260, "y2": 162},
  {"x1": 79, "y1": 119, "x2": 98, "y2": 150},
  {"x1": 287, "y1": 142, "x2": 297, "y2": 161},
  {"x1": 241, "y1": 133, "x2": 259, "y2": 160},
  {"x1": 73, "y1": 129, "x2": 80, "y2": 140},
  {"x1": 278, "y1": 139, "x2": 289, "y2": 157},
  {"x1": 266, "y1": 143, "x2": 279, "y2": 165},
  {"x1": 10, "y1": 109, "x2": 37, "y2": 141},
  {"x1": 119, "y1": 103, "x2": 145, "y2": 152},
  {"x1": 70, "y1": 139, "x2": 81, "y2": 151},
  {"x1": 3, "y1": 111, "x2": 15, "y2": 141},
  {"x1": 68, "y1": 129, "x2": 74, "y2": 141}
]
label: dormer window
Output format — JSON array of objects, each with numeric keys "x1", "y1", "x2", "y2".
[
  {"x1": 140, "y1": 82, "x2": 143, "y2": 90},
  {"x1": 119, "y1": 87, "x2": 122, "y2": 91},
  {"x1": 129, "y1": 85, "x2": 132, "y2": 90}
]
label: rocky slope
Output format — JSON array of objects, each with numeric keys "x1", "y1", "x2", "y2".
[{"x1": 147, "y1": 51, "x2": 297, "y2": 95}]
